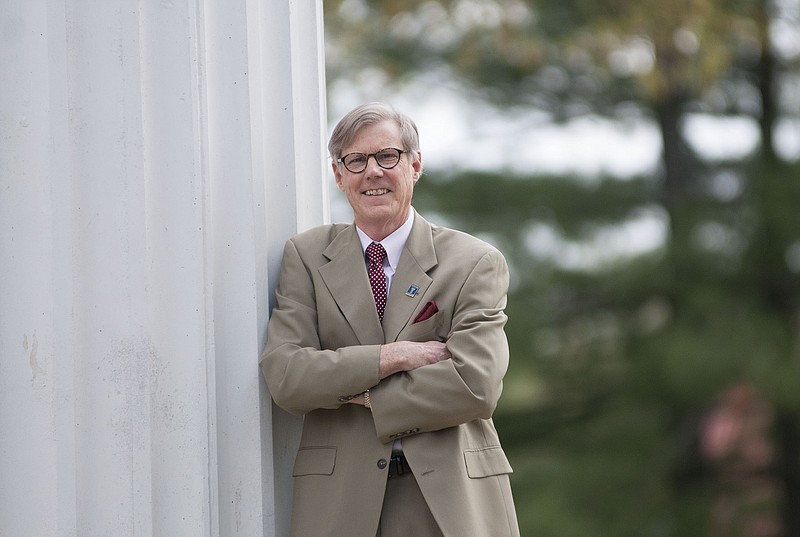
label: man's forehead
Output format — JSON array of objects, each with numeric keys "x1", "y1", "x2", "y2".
[{"x1": 344, "y1": 120, "x2": 402, "y2": 152}]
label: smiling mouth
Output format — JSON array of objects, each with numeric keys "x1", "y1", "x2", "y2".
[{"x1": 364, "y1": 188, "x2": 390, "y2": 196}]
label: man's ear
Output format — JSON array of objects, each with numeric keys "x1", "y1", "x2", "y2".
[{"x1": 332, "y1": 161, "x2": 344, "y2": 191}]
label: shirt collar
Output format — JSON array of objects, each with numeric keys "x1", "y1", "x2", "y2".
[{"x1": 356, "y1": 209, "x2": 415, "y2": 270}]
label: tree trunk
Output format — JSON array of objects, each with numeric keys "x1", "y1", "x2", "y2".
[
  {"x1": 756, "y1": 0, "x2": 779, "y2": 162},
  {"x1": 776, "y1": 412, "x2": 800, "y2": 536},
  {"x1": 654, "y1": 93, "x2": 698, "y2": 203}
]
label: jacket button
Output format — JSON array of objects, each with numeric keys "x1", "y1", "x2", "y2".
[{"x1": 377, "y1": 458, "x2": 388, "y2": 470}]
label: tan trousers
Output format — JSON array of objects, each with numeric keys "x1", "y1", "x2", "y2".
[{"x1": 377, "y1": 473, "x2": 444, "y2": 537}]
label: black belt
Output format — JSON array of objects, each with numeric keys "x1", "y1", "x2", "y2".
[{"x1": 388, "y1": 452, "x2": 412, "y2": 478}]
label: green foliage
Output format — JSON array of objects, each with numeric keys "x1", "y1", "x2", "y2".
[{"x1": 325, "y1": 0, "x2": 769, "y2": 117}]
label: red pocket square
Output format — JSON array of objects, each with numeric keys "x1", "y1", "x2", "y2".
[{"x1": 413, "y1": 300, "x2": 438, "y2": 323}]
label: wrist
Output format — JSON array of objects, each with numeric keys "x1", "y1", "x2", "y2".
[{"x1": 379, "y1": 342, "x2": 406, "y2": 379}]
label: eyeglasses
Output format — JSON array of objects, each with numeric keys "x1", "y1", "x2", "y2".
[{"x1": 336, "y1": 147, "x2": 407, "y2": 174}]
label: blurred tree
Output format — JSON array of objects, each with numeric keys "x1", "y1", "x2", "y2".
[{"x1": 325, "y1": 1, "x2": 800, "y2": 535}]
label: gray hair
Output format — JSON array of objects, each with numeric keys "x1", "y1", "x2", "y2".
[{"x1": 328, "y1": 102, "x2": 421, "y2": 163}]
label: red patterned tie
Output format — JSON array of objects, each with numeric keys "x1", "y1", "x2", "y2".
[{"x1": 366, "y1": 242, "x2": 387, "y2": 322}]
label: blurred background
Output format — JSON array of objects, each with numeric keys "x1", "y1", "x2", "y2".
[{"x1": 323, "y1": 1, "x2": 800, "y2": 536}]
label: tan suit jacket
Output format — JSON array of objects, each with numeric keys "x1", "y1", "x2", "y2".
[{"x1": 261, "y1": 210, "x2": 520, "y2": 537}]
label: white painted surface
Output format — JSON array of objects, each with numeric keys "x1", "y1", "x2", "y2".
[{"x1": 0, "y1": 1, "x2": 327, "y2": 535}]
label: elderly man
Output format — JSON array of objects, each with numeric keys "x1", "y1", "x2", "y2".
[{"x1": 260, "y1": 102, "x2": 520, "y2": 537}]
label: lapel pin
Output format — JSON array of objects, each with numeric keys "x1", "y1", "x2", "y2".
[{"x1": 405, "y1": 284, "x2": 419, "y2": 297}]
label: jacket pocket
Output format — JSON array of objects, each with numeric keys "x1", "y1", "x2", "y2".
[
  {"x1": 463, "y1": 446, "x2": 513, "y2": 478},
  {"x1": 292, "y1": 446, "x2": 337, "y2": 477},
  {"x1": 399, "y1": 311, "x2": 444, "y2": 342}
]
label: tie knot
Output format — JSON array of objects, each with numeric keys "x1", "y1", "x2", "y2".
[{"x1": 366, "y1": 242, "x2": 386, "y2": 266}]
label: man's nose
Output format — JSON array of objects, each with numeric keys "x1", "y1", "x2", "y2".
[{"x1": 363, "y1": 155, "x2": 385, "y2": 176}]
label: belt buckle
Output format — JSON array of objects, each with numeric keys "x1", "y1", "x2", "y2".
[{"x1": 388, "y1": 453, "x2": 410, "y2": 478}]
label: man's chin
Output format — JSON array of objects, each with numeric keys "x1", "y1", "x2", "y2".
[
  {"x1": 359, "y1": 204, "x2": 393, "y2": 218},
  {"x1": 355, "y1": 207, "x2": 405, "y2": 229}
]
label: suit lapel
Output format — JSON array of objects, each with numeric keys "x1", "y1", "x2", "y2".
[
  {"x1": 383, "y1": 211, "x2": 438, "y2": 343},
  {"x1": 319, "y1": 226, "x2": 385, "y2": 345}
]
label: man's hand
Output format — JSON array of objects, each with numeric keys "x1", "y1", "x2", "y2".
[
  {"x1": 378, "y1": 340, "x2": 452, "y2": 380},
  {"x1": 345, "y1": 341, "x2": 451, "y2": 407}
]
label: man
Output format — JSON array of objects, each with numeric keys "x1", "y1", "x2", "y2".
[{"x1": 260, "y1": 102, "x2": 520, "y2": 537}]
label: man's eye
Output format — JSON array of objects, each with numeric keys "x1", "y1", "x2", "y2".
[{"x1": 346, "y1": 155, "x2": 366, "y2": 166}]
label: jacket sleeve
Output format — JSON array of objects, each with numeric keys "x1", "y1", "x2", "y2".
[
  {"x1": 369, "y1": 248, "x2": 510, "y2": 444},
  {"x1": 259, "y1": 239, "x2": 381, "y2": 416}
]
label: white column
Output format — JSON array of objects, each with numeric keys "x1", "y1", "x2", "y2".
[{"x1": 0, "y1": 1, "x2": 327, "y2": 536}]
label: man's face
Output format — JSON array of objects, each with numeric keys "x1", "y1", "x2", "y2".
[{"x1": 333, "y1": 120, "x2": 422, "y2": 240}]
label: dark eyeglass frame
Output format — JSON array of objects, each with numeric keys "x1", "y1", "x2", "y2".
[{"x1": 336, "y1": 147, "x2": 408, "y2": 174}]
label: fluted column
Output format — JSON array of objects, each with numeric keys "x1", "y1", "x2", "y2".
[{"x1": 0, "y1": 1, "x2": 327, "y2": 536}]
